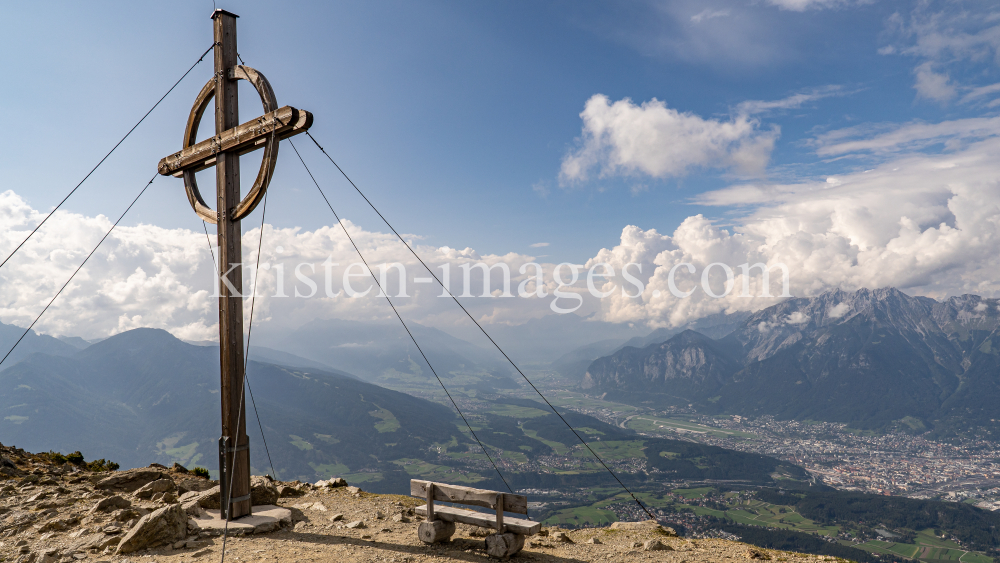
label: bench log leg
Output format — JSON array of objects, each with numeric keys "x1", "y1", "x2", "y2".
[
  {"x1": 485, "y1": 532, "x2": 525, "y2": 558},
  {"x1": 418, "y1": 520, "x2": 456, "y2": 543}
]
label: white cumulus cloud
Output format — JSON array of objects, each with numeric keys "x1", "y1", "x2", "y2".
[
  {"x1": 582, "y1": 117, "x2": 1000, "y2": 327},
  {"x1": 560, "y1": 94, "x2": 778, "y2": 183},
  {"x1": 0, "y1": 196, "x2": 593, "y2": 341},
  {"x1": 5, "y1": 113, "x2": 1000, "y2": 342}
]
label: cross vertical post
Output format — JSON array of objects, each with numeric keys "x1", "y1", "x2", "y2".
[
  {"x1": 213, "y1": 8, "x2": 251, "y2": 521},
  {"x1": 157, "y1": 9, "x2": 313, "y2": 521}
]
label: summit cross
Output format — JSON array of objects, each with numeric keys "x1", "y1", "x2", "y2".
[{"x1": 157, "y1": 9, "x2": 313, "y2": 520}]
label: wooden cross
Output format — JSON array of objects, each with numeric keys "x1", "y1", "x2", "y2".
[{"x1": 157, "y1": 9, "x2": 312, "y2": 520}]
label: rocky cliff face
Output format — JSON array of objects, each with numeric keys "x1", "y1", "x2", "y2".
[
  {"x1": 584, "y1": 287, "x2": 1000, "y2": 432},
  {"x1": 582, "y1": 330, "x2": 739, "y2": 397}
]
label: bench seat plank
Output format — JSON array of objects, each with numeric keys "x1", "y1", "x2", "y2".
[
  {"x1": 415, "y1": 504, "x2": 540, "y2": 535},
  {"x1": 410, "y1": 480, "x2": 527, "y2": 514}
]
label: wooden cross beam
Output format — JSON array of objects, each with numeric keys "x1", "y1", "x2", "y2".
[
  {"x1": 157, "y1": 9, "x2": 313, "y2": 521},
  {"x1": 158, "y1": 105, "x2": 311, "y2": 177}
]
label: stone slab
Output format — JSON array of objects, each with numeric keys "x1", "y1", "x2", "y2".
[{"x1": 189, "y1": 505, "x2": 291, "y2": 535}]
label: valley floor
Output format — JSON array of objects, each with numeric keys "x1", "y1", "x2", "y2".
[{"x1": 537, "y1": 389, "x2": 1000, "y2": 506}]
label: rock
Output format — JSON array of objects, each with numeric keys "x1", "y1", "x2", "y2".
[
  {"x1": 746, "y1": 548, "x2": 771, "y2": 560},
  {"x1": 171, "y1": 463, "x2": 189, "y2": 474},
  {"x1": 115, "y1": 503, "x2": 187, "y2": 554},
  {"x1": 644, "y1": 539, "x2": 673, "y2": 551},
  {"x1": 0, "y1": 456, "x2": 24, "y2": 477},
  {"x1": 39, "y1": 515, "x2": 79, "y2": 532},
  {"x1": 392, "y1": 513, "x2": 410, "y2": 523},
  {"x1": 311, "y1": 502, "x2": 328, "y2": 512},
  {"x1": 276, "y1": 485, "x2": 302, "y2": 498},
  {"x1": 375, "y1": 510, "x2": 385, "y2": 519},
  {"x1": 178, "y1": 491, "x2": 200, "y2": 502},
  {"x1": 250, "y1": 475, "x2": 278, "y2": 505},
  {"x1": 537, "y1": 529, "x2": 549, "y2": 537},
  {"x1": 187, "y1": 486, "x2": 221, "y2": 509},
  {"x1": 609, "y1": 519, "x2": 671, "y2": 533},
  {"x1": 90, "y1": 495, "x2": 131, "y2": 512},
  {"x1": 134, "y1": 478, "x2": 176, "y2": 499},
  {"x1": 346, "y1": 486, "x2": 362, "y2": 495},
  {"x1": 277, "y1": 481, "x2": 313, "y2": 497},
  {"x1": 467, "y1": 526, "x2": 492, "y2": 537},
  {"x1": 287, "y1": 506, "x2": 307, "y2": 524},
  {"x1": 113, "y1": 508, "x2": 140, "y2": 522},
  {"x1": 314, "y1": 477, "x2": 347, "y2": 488},
  {"x1": 176, "y1": 477, "x2": 215, "y2": 494},
  {"x1": 586, "y1": 537, "x2": 602, "y2": 544},
  {"x1": 417, "y1": 520, "x2": 455, "y2": 543},
  {"x1": 95, "y1": 469, "x2": 167, "y2": 493},
  {"x1": 486, "y1": 532, "x2": 525, "y2": 558},
  {"x1": 96, "y1": 534, "x2": 121, "y2": 551},
  {"x1": 161, "y1": 491, "x2": 178, "y2": 503},
  {"x1": 182, "y1": 500, "x2": 205, "y2": 518},
  {"x1": 552, "y1": 531, "x2": 573, "y2": 543},
  {"x1": 346, "y1": 520, "x2": 367, "y2": 529},
  {"x1": 330, "y1": 513, "x2": 344, "y2": 522}
]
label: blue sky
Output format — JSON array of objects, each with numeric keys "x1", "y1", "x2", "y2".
[
  {"x1": 3, "y1": 1, "x2": 1000, "y2": 340},
  {"x1": 0, "y1": 0, "x2": 984, "y2": 261}
]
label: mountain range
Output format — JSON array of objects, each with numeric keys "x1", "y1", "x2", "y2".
[
  {"x1": 0, "y1": 324, "x2": 805, "y2": 498},
  {"x1": 550, "y1": 311, "x2": 750, "y2": 381},
  {"x1": 0, "y1": 327, "x2": 471, "y2": 489},
  {"x1": 583, "y1": 287, "x2": 1000, "y2": 435}
]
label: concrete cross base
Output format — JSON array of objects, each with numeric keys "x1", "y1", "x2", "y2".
[{"x1": 189, "y1": 505, "x2": 292, "y2": 535}]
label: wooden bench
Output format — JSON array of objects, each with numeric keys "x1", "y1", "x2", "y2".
[{"x1": 411, "y1": 479, "x2": 540, "y2": 557}]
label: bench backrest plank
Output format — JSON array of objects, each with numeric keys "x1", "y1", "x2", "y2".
[{"x1": 410, "y1": 479, "x2": 528, "y2": 515}]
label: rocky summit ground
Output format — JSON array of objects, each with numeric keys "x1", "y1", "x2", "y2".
[{"x1": 0, "y1": 445, "x2": 850, "y2": 563}]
